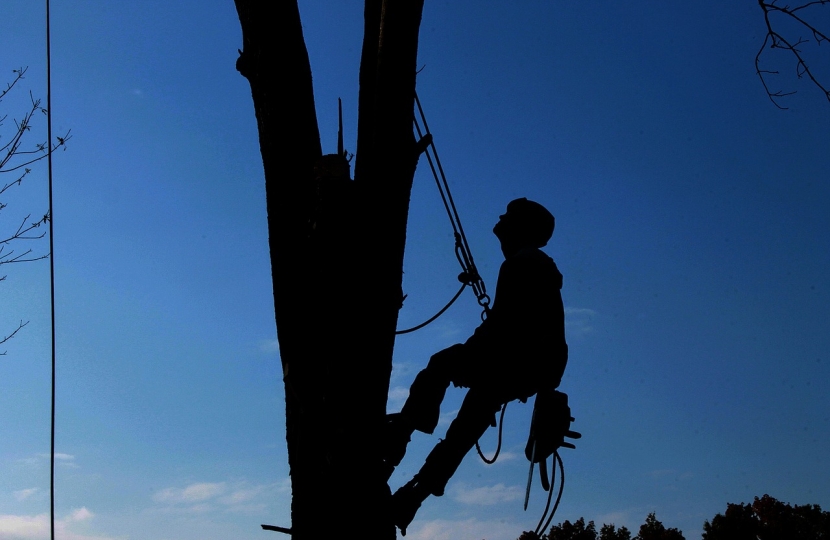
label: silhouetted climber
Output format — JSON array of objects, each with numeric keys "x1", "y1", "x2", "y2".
[{"x1": 384, "y1": 198, "x2": 569, "y2": 535}]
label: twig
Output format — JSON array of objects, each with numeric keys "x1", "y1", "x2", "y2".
[
  {"x1": 1, "y1": 320, "x2": 29, "y2": 355},
  {"x1": 756, "y1": 0, "x2": 830, "y2": 108}
]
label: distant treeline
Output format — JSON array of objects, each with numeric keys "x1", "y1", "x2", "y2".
[{"x1": 515, "y1": 495, "x2": 830, "y2": 540}]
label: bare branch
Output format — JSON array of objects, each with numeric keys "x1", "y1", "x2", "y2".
[
  {"x1": 0, "y1": 130, "x2": 72, "y2": 173},
  {"x1": 1, "y1": 85, "x2": 71, "y2": 173},
  {"x1": 791, "y1": 0, "x2": 830, "y2": 13},
  {"x1": 0, "y1": 246, "x2": 49, "y2": 265},
  {"x1": 0, "y1": 320, "x2": 29, "y2": 355},
  {"x1": 1, "y1": 66, "x2": 63, "y2": 356},
  {"x1": 757, "y1": 0, "x2": 830, "y2": 107},
  {"x1": 0, "y1": 168, "x2": 31, "y2": 196},
  {"x1": 0, "y1": 67, "x2": 27, "y2": 102},
  {"x1": 0, "y1": 213, "x2": 49, "y2": 246}
]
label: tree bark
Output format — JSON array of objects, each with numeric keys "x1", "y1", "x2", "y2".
[{"x1": 234, "y1": 1, "x2": 425, "y2": 538}]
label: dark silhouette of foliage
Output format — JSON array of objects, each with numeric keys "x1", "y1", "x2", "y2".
[
  {"x1": 518, "y1": 515, "x2": 645, "y2": 540},
  {"x1": 600, "y1": 523, "x2": 632, "y2": 540},
  {"x1": 703, "y1": 494, "x2": 830, "y2": 540},
  {"x1": 547, "y1": 518, "x2": 599, "y2": 540},
  {"x1": 636, "y1": 513, "x2": 684, "y2": 540},
  {"x1": 522, "y1": 497, "x2": 830, "y2": 540}
]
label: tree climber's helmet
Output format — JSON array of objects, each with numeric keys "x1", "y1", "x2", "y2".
[{"x1": 494, "y1": 198, "x2": 555, "y2": 248}]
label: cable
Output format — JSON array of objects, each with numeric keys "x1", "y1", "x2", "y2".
[{"x1": 45, "y1": 2, "x2": 57, "y2": 539}]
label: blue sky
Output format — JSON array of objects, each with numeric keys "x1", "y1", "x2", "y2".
[{"x1": 1, "y1": 1, "x2": 828, "y2": 539}]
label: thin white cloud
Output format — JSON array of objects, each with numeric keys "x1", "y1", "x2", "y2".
[
  {"x1": 436, "y1": 320, "x2": 462, "y2": 339},
  {"x1": 36, "y1": 453, "x2": 75, "y2": 461},
  {"x1": 565, "y1": 306, "x2": 595, "y2": 337},
  {"x1": 69, "y1": 508, "x2": 94, "y2": 522},
  {"x1": 596, "y1": 511, "x2": 630, "y2": 528},
  {"x1": 0, "y1": 514, "x2": 45, "y2": 540},
  {"x1": 0, "y1": 508, "x2": 116, "y2": 540},
  {"x1": 474, "y1": 450, "x2": 519, "y2": 464},
  {"x1": 405, "y1": 518, "x2": 522, "y2": 540},
  {"x1": 153, "y1": 482, "x2": 227, "y2": 503},
  {"x1": 218, "y1": 487, "x2": 259, "y2": 505},
  {"x1": 151, "y1": 480, "x2": 289, "y2": 515},
  {"x1": 437, "y1": 408, "x2": 459, "y2": 427},
  {"x1": 453, "y1": 482, "x2": 523, "y2": 505},
  {"x1": 222, "y1": 481, "x2": 289, "y2": 514},
  {"x1": 259, "y1": 338, "x2": 280, "y2": 354},
  {"x1": 387, "y1": 386, "x2": 410, "y2": 412},
  {"x1": 390, "y1": 361, "x2": 417, "y2": 386},
  {"x1": 13, "y1": 488, "x2": 38, "y2": 501},
  {"x1": 564, "y1": 307, "x2": 596, "y2": 316},
  {"x1": 19, "y1": 453, "x2": 79, "y2": 469}
]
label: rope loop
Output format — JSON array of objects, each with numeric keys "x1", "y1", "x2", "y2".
[{"x1": 475, "y1": 402, "x2": 507, "y2": 464}]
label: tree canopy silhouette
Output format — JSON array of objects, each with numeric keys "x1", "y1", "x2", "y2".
[{"x1": 703, "y1": 494, "x2": 830, "y2": 540}]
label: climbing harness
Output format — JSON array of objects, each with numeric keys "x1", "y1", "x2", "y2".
[{"x1": 394, "y1": 91, "x2": 490, "y2": 335}]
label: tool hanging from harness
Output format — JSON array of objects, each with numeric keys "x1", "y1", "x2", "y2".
[{"x1": 524, "y1": 390, "x2": 582, "y2": 537}]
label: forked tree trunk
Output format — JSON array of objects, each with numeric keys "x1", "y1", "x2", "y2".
[{"x1": 234, "y1": 2, "x2": 425, "y2": 538}]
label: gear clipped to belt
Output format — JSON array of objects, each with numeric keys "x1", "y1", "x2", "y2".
[{"x1": 523, "y1": 390, "x2": 581, "y2": 535}]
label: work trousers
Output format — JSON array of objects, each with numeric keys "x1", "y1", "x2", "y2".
[{"x1": 400, "y1": 345, "x2": 534, "y2": 496}]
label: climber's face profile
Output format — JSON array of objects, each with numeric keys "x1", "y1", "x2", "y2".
[{"x1": 492, "y1": 210, "x2": 513, "y2": 241}]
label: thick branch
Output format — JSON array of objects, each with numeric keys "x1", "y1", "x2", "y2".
[{"x1": 354, "y1": 0, "x2": 383, "y2": 183}]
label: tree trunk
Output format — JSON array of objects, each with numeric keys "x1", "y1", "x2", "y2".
[{"x1": 234, "y1": 1, "x2": 425, "y2": 538}]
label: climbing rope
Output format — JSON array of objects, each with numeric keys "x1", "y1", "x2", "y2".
[
  {"x1": 413, "y1": 91, "x2": 490, "y2": 319},
  {"x1": 395, "y1": 283, "x2": 466, "y2": 335},
  {"x1": 393, "y1": 92, "x2": 510, "y2": 465},
  {"x1": 394, "y1": 92, "x2": 490, "y2": 336}
]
